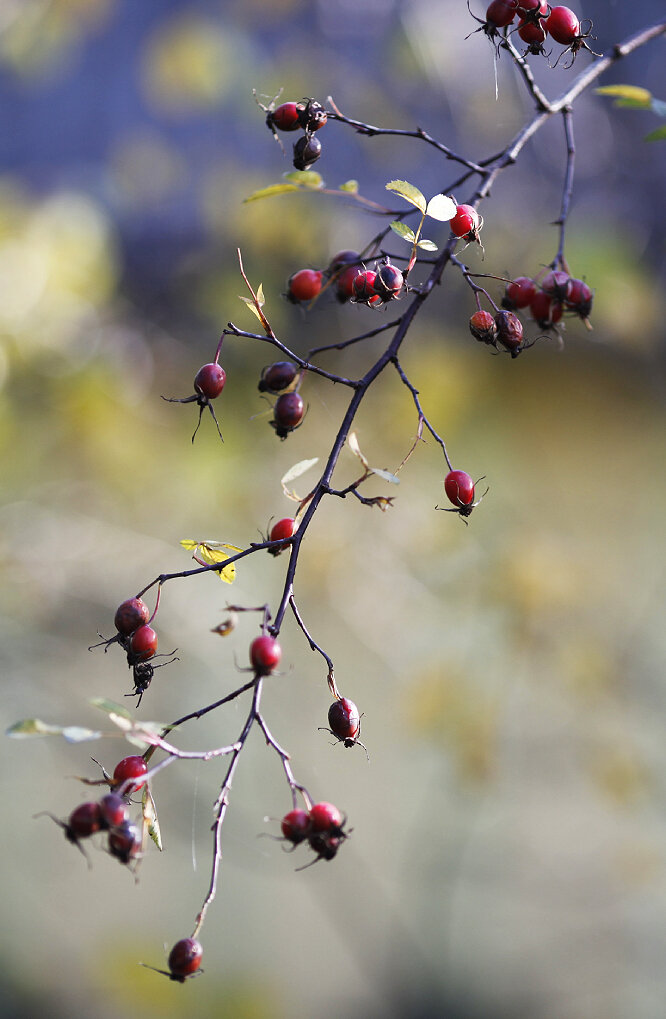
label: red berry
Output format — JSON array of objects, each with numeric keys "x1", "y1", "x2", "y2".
[
  {"x1": 374, "y1": 262, "x2": 404, "y2": 301},
  {"x1": 485, "y1": 0, "x2": 518, "y2": 29},
  {"x1": 114, "y1": 597, "x2": 150, "y2": 637},
  {"x1": 309, "y1": 801, "x2": 343, "y2": 833},
  {"x1": 99, "y1": 793, "x2": 129, "y2": 830},
  {"x1": 565, "y1": 278, "x2": 593, "y2": 318},
  {"x1": 328, "y1": 698, "x2": 360, "y2": 742},
  {"x1": 67, "y1": 802, "x2": 103, "y2": 841},
  {"x1": 327, "y1": 250, "x2": 361, "y2": 274},
  {"x1": 545, "y1": 5, "x2": 579, "y2": 44},
  {"x1": 129, "y1": 625, "x2": 158, "y2": 663},
  {"x1": 352, "y1": 269, "x2": 378, "y2": 303},
  {"x1": 270, "y1": 102, "x2": 300, "y2": 132},
  {"x1": 450, "y1": 204, "x2": 480, "y2": 240},
  {"x1": 494, "y1": 310, "x2": 524, "y2": 353},
  {"x1": 271, "y1": 392, "x2": 305, "y2": 438},
  {"x1": 503, "y1": 276, "x2": 537, "y2": 310},
  {"x1": 113, "y1": 755, "x2": 148, "y2": 793},
  {"x1": 168, "y1": 939, "x2": 203, "y2": 981},
  {"x1": 293, "y1": 135, "x2": 322, "y2": 171},
  {"x1": 469, "y1": 310, "x2": 498, "y2": 346},
  {"x1": 540, "y1": 270, "x2": 572, "y2": 302},
  {"x1": 258, "y1": 361, "x2": 299, "y2": 394},
  {"x1": 108, "y1": 820, "x2": 141, "y2": 864},
  {"x1": 268, "y1": 517, "x2": 297, "y2": 555},
  {"x1": 281, "y1": 809, "x2": 310, "y2": 844},
  {"x1": 287, "y1": 268, "x2": 323, "y2": 304},
  {"x1": 518, "y1": 17, "x2": 547, "y2": 48},
  {"x1": 530, "y1": 290, "x2": 563, "y2": 327},
  {"x1": 194, "y1": 363, "x2": 226, "y2": 400},
  {"x1": 336, "y1": 263, "x2": 363, "y2": 302},
  {"x1": 444, "y1": 470, "x2": 475, "y2": 508},
  {"x1": 250, "y1": 635, "x2": 282, "y2": 675},
  {"x1": 516, "y1": 0, "x2": 547, "y2": 16}
]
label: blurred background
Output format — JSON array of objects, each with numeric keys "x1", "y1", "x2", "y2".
[{"x1": 1, "y1": 1, "x2": 665, "y2": 1017}]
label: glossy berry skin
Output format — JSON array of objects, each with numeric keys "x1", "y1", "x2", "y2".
[
  {"x1": 545, "y1": 5, "x2": 579, "y2": 44},
  {"x1": 450, "y1": 204, "x2": 480, "y2": 240},
  {"x1": 113, "y1": 755, "x2": 148, "y2": 793},
  {"x1": 258, "y1": 361, "x2": 299, "y2": 394},
  {"x1": 287, "y1": 269, "x2": 323, "y2": 303},
  {"x1": 530, "y1": 290, "x2": 563, "y2": 327},
  {"x1": 250, "y1": 635, "x2": 282, "y2": 675},
  {"x1": 293, "y1": 135, "x2": 322, "y2": 171},
  {"x1": 268, "y1": 517, "x2": 297, "y2": 555},
  {"x1": 503, "y1": 277, "x2": 537, "y2": 310},
  {"x1": 168, "y1": 939, "x2": 203, "y2": 981},
  {"x1": 309, "y1": 801, "x2": 343, "y2": 834},
  {"x1": 271, "y1": 392, "x2": 305, "y2": 438},
  {"x1": 281, "y1": 808, "x2": 310, "y2": 844},
  {"x1": 494, "y1": 310, "x2": 524, "y2": 353},
  {"x1": 108, "y1": 821, "x2": 141, "y2": 864},
  {"x1": 114, "y1": 597, "x2": 150, "y2": 637},
  {"x1": 565, "y1": 278, "x2": 593, "y2": 318},
  {"x1": 336, "y1": 264, "x2": 363, "y2": 302},
  {"x1": 444, "y1": 470, "x2": 475, "y2": 510},
  {"x1": 194, "y1": 363, "x2": 226, "y2": 400},
  {"x1": 129, "y1": 625, "x2": 158, "y2": 663},
  {"x1": 352, "y1": 270, "x2": 377, "y2": 302},
  {"x1": 540, "y1": 270, "x2": 572, "y2": 302},
  {"x1": 270, "y1": 102, "x2": 300, "y2": 132},
  {"x1": 485, "y1": 0, "x2": 518, "y2": 29},
  {"x1": 99, "y1": 793, "x2": 129, "y2": 830},
  {"x1": 516, "y1": 0, "x2": 547, "y2": 16},
  {"x1": 67, "y1": 802, "x2": 103, "y2": 841},
  {"x1": 518, "y1": 18, "x2": 547, "y2": 48},
  {"x1": 328, "y1": 698, "x2": 360, "y2": 743},
  {"x1": 374, "y1": 263, "x2": 404, "y2": 302},
  {"x1": 469, "y1": 310, "x2": 498, "y2": 346}
]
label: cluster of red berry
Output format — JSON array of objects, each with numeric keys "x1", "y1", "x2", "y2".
[
  {"x1": 257, "y1": 359, "x2": 306, "y2": 439},
  {"x1": 473, "y1": 2, "x2": 597, "y2": 64},
  {"x1": 286, "y1": 252, "x2": 406, "y2": 309},
  {"x1": 266, "y1": 97, "x2": 328, "y2": 171},
  {"x1": 90, "y1": 597, "x2": 170, "y2": 704},
  {"x1": 280, "y1": 800, "x2": 349, "y2": 865}
]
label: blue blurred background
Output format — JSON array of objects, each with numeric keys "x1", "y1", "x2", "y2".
[{"x1": 1, "y1": 1, "x2": 665, "y2": 1017}]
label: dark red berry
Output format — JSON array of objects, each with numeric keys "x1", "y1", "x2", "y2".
[
  {"x1": 450, "y1": 204, "x2": 480, "y2": 240},
  {"x1": 258, "y1": 361, "x2": 299, "y2": 394},
  {"x1": 270, "y1": 102, "x2": 301, "y2": 132},
  {"x1": 540, "y1": 270, "x2": 572, "y2": 302},
  {"x1": 271, "y1": 392, "x2": 305, "y2": 438},
  {"x1": 469, "y1": 310, "x2": 498, "y2": 346},
  {"x1": 112, "y1": 755, "x2": 148, "y2": 793},
  {"x1": 530, "y1": 290, "x2": 563, "y2": 327},
  {"x1": 293, "y1": 135, "x2": 322, "y2": 171},
  {"x1": 503, "y1": 277, "x2": 537, "y2": 310},
  {"x1": 545, "y1": 5, "x2": 579, "y2": 44},
  {"x1": 268, "y1": 517, "x2": 297, "y2": 555},
  {"x1": 494, "y1": 310, "x2": 524, "y2": 353},
  {"x1": 565, "y1": 278, "x2": 593, "y2": 318},
  {"x1": 66, "y1": 802, "x2": 103, "y2": 841},
  {"x1": 281, "y1": 809, "x2": 310, "y2": 844},
  {"x1": 336, "y1": 264, "x2": 363, "y2": 302},
  {"x1": 287, "y1": 269, "x2": 323, "y2": 304},
  {"x1": 374, "y1": 262, "x2": 404, "y2": 302},
  {"x1": 250, "y1": 635, "x2": 282, "y2": 675},
  {"x1": 129, "y1": 625, "x2": 158, "y2": 663},
  {"x1": 194, "y1": 363, "x2": 226, "y2": 400},
  {"x1": 328, "y1": 698, "x2": 360, "y2": 742},
  {"x1": 518, "y1": 17, "x2": 547, "y2": 50},
  {"x1": 308, "y1": 833, "x2": 343, "y2": 861},
  {"x1": 309, "y1": 801, "x2": 343, "y2": 834},
  {"x1": 516, "y1": 0, "x2": 547, "y2": 16},
  {"x1": 352, "y1": 270, "x2": 378, "y2": 302},
  {"x1": 108, "y1": 820, "x2": 141, "y2": 864},
  {"x1": 114, "y1": 598, "x2": 150, "y2": 637},
  {"x1": 297, "y1": 98, "x2": 327, "y2": 132},
  {"x1": 327, "y1": 250, "x2": 361, "y2": 274},
  {"x1": 486, "y1": 0, "x2": 518, "y2": 30},
  {"x1": 168, "y1": 939, "x2": 203, "y2": 981},
  {"x1": 444, "y1": 470, "x2": 475, "y2": 509},
  {"x1": 99, "y1": 793, "x2": 129, "y2": 830}
]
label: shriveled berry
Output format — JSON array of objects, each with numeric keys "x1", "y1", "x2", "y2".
[
  {"x1": 270, "y1": 102, "x2": 301, "y2": 132},
  {"x1": 114, "y1": 598, "x2": 150, "y2": 637},
  {"x1": 503, "y1": 276, "x2": 537, "y2": 310},
  {"x1": 450, "y1": 204, "x2": 480, "y2": 240},
  {"x1": 99, "y1": 793, "x2": 129, "y2": 830},
  {"x1": 565, "y1": 278, "x2": 593, "y2": 318},
  {"x1": 494, "y1": 310, "x2": 524, "y2": 353},
  {"x1": 308, "y1": 833, "x2": 343, "y2": 861},
  {"x1": 268, "y1": 517, "x2": 297, "y2": 555},
  {"x1": 287, "y1": 268, "x2": 323, "y2": 304},
  {"x1": 444, "y1": 469, "x2": 475, "y2": 509},
  {"x1": 258, "y1": 361, "x2": 299, "y2": 394},
  {"x1": 250, "y1": 635, "x2": 282, "y2": 675},
  {"x1": 129, "y1": 625, "x2": 158, "y2": 663},
  {"x1": 194, "y1": 363, "x2": 226, "y2": 400},
  {"x1": 271, "y1": 392, "x2": 305, "y2": 438},
  {"x1": 545, "y1": 5, "x2": 579, "y2": 44},
  {"x1": 67, "y1": 802, "x2": 103, "y2": 841},
  {"x1": 336, "y1": 264, "x2": 363, "y2": 302},
  {"x1": 469, "y1": 310, "x2": 498, "y2": 346},
  {"x1": 281, "y1": 808, "x2": 310, "y2": 844},
  {"x1": 309, "y1": 801, "x2": 343, "y2": 833},
  {"x1": 112, "y1": 755, "x2": 147, "y2": 793},
  {"x1": 168, "y1": 939, "x2": 203, "y2": 981},
  {"x1": 374, "y1": 262, "x2": 404, "y2": 302},
  {"x1": 297, "y1": 98, "x2": 327, "y2": 132},
  {"x1": 108, "y1": 820, "x2": 141, "y2": 864},
  {"x1": 328, "y1": 698, "x2": 360, "y2": 742},
  {"x1": 540, "y1": 270, "x2": 572, "y2": 302},
  {"x1": 293, "y1": 135, "x2": 322, "y2": 171}
]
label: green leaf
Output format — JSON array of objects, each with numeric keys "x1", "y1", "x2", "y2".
[
  {"x1": 6, "y1": 718, "x2": 102, "y2": 741},
  {"x1": 370, "y1": 467, "x2": 400, "y2": 485},
  {"x1": 645, "y1": 125, "x2": 666, "y2": 142},
  {"x1": 283, "y1": 171, "x2": 324, "y2": 188},
  {"x1": 385, "y1": 180, "x2": 426, "y2": 214},
  {"x1": 91, "y1": 698, "x2": 133, "y2": 720},
  {"x1": 389, "y1": 221, "x2": 416, "y2": 243},
  {"x1": 596, "y1": 85, "x2": 652, "y2": 105},
  {"x1": 243, "y1": 183, "x2": 303, "y2": 203},
  {"x1": 339, "y1": 180, "x2": 359, "y2": 193},
  {"x1": 613, "y1": 98, "x2": 655, "y2": 109},
  {"x1": 417, "y1": 239, "x2": 438, "y2": 251}
]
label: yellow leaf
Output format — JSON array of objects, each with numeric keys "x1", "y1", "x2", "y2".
[{"x1": 180, "y1": 539, "x2": 243, "y2": 583}]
